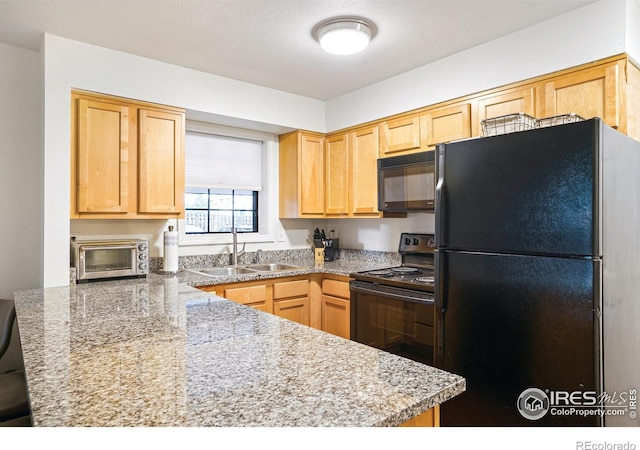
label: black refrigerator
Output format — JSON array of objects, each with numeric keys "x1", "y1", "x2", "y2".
[{"x1": 434, "y1": 118, "x2": 640, "y2": 427}]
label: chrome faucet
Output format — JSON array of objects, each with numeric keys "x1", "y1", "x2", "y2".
[
  {"x1": 232, "y1": 227, "x2": 246, "y2": 266},
  {"x1": 254, "y1": 249, "x2": 262, "y2": 264}
]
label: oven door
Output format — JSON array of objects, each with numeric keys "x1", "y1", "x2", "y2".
[{"x1": 350, "y1": 280, "x2": 435, "y2": 365}]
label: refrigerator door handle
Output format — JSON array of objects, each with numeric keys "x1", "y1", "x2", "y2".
[
  {"x1": 435, "y1": 249, "x2": 446, "y2": 357},
  {"x1": 435, "y1": 144, "x2": 446, "y2": 247}
]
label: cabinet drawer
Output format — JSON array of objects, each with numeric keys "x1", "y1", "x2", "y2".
[
  {"x1": 223, "y1": 285, "x2": 268, "y2": 305},
  {"x1": 322, "y1": 279, "x2": 350, "y2": 299},
  {"x1": 273, "y1": 280, "x2": 308, "y2": 299}
]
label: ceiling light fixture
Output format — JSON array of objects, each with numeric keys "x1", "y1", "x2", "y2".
[{"x1": 313, "y1": 17, "x2": 376, "y2": 56}]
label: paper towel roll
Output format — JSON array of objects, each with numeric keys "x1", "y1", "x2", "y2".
[{"x1": 163, "y1": 226, "x2": 179, "y2": 273}]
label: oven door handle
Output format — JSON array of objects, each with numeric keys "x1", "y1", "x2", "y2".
[{"x1": 349, "y1": 281, "x2": 434, "y2": 305}]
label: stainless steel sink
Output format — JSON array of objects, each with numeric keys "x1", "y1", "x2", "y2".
[
  {"x1": 195, "y1": 267, "x2": 258, "y2": 277},
  {"x1": 246, "y1": 263, "x2": 301, "y2": 272},
  {"x1": 188, "y1": 263, "x2": 303, "y2": 278}
]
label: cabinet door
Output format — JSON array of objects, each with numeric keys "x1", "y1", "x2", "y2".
[
  {"x1": 379, "y1": 115, "x2": 422, "y2": 156},
  {"x1": 542, "y1": 62, "x2": 621, "y2": 128},
  {"x1": 75, "y1": 98, "x2": 130, "y2": 214},
  {"x1": 321, "y1": 295, "x2": 350, "y2": 339},
  {"x1": 477, "y1": 87, "x2": 536, "y2": 135},
  {"x1": 274, "y1": 298, "x2": 310, "y2": 326},
  {"x1": 300, "y1": 133, "x2": 325, "y2": 216},
  {"x1": 325, "y1": 133, "x2": 350, "y2": 216},
  {"x1": 350, "y1": 126, "x2": 380, "y2": 216},
  {"x1": 138, "y1": 108, "x2": 185, "y2": 216},
  {"x1": 423, "y1": 103, "x2": 471, "y2": 147}
]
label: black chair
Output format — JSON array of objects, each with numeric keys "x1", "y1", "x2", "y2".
[{"x1": 0, "y1": 299, "x2": 31, "y2": 426}]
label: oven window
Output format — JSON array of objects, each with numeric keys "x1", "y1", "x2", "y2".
[
  {"x1": 352, "y1": 291, "x2": 435, "y2": 365},
  {"x1": 84, "y1": 248, "x2": 133, "y2": 273}
]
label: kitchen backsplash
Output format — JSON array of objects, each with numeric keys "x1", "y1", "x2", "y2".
[
  {"x1": 71, "y1": 248, "x2": 400, "y2": 284},
  {"x1": 156, "y1": 248, "x2": 400, "y2": 272}
]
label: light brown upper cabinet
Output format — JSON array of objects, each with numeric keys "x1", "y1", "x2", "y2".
[
  {"x1": 281, "y1": 128, "x2": 381, "y2": 219},
  {"x1": 324, "y1": 133, "x2": 350, "y2": 216},
  {"x1": 476, "y1": 87, "x2": 536, "y2": 136},
  {"x1": 540, "y1": 59, "x2": 624, "y2": 129},
  {"x1": 423, "y1": 103, "x2": 472, "y2": 148},
  {"x1": 137, "y1": 108, "x2": 185, "y2": 215},
  {"x1": 379, "y1": 104, "x2": 472, "y2": 155},
  {"x1": 74, "y1": 98, "x2": 130, "y2": 215},
  {"x1": 325, "y1": 126, "x2": 381, "y2": 218},
  {"x1": 379, "y1": 114, "x2": 424, "y2": 157},
  {"x1": 279, "y1": 130, "x2": 325, "y2": 218},
  {"x1": 71, "y1": 90, "x2": 185, "y2": 219},
  {"x1": 349, "y1": 125, "x2": 380, "y2": 217}
]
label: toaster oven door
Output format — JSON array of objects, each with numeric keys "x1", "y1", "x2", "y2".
[{"x1": 77, "y1": 243, "x2": 139, "y2": 280}]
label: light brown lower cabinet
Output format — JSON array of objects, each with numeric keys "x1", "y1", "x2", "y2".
[
  {"x1": 320, "y1": 277, "x2": 351, "y2": 339},
  {"x1": 273, "y1": 279, "x2": 310, "y2": 326},
  {"x1": 198, "y1": 274, "x2": 351, "y2": 335},
  {"x1": 399, "y1": 405, "x2": 440, "y2": 427}
]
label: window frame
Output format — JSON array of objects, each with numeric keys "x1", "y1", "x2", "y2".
[
  {"x1": 178, "y1": 121, "x2": 278, "y2": 247},
  {"x1": 184, "y1": 188, "x2": 259, "y2": 234}
]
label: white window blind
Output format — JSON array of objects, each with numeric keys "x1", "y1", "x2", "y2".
[{"x1": 185, "y1": 131, "x2": 263, "y2": 191}]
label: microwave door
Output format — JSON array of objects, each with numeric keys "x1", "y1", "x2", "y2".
[{"x1": 377, "y1": 151, "x2": 436, "y2": 211}]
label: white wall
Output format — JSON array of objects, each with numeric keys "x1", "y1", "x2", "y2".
[
  {"x1": 325, "y1": 0, "x2": 628, "y2": 131},
  {"x1": 627, "y1": 0, "x2": 640, "y2": 63},
  {"x1": 0, "y1": 42, "x2": 43, "y2": 298},
  {"x1": 328, "y1": 214, "x2": 435, "y2": 252},
  {"x1": 43, "y1": 34, "x2": 327, "y2": 287}
]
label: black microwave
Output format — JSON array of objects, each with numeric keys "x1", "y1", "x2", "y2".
[{"x1": 377, "y1": 151, "x2": 436, "y2": 212}]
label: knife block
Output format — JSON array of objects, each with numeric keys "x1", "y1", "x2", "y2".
[
  {"x1": 324, "y1": 239, "x2": 339, "y2": 261},
  {"x1": 314, "y1": 247, "x2": 325, "y2": 266}
]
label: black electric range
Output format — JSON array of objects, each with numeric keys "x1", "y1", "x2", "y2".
[{"x1": 349, "y1": 233, "x2": 436, "y2": 365}]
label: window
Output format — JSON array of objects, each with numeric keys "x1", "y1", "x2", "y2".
[
  {"x1": 184, "y1": 131, "x2": 263, "y2": 234},
  {"x1": 180, "y1": 123, "x2": 277, "y2": 245},
  {"x1": 185, "y1": 189, "x2": 258, "y2": 233}
]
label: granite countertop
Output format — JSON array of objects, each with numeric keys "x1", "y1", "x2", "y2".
[
  {"x1": 178, "y1": 256, "x2": 396, "y2": 288},
  {"x1": 14, "y1": 258, "x2": 465, "y2": 427},
  {"x1": 177, "y1": 249, "x2": 400, "y2": 287}
]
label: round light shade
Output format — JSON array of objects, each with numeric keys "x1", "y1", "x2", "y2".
[{"x1": 314, "y1": 18, "x2": 374, "y2": 55}]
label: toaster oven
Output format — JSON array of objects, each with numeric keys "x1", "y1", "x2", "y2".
[{"x1": 71, "y1": 239, "x2": 149, "y2": 282}]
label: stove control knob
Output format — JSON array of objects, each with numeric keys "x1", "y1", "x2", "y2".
[
  {"x1": 413, "y1": 238, "x2": 419, "y2": 245},
  {"x1": 404, "y1": 237, "x2": 411, "y2": 245}
]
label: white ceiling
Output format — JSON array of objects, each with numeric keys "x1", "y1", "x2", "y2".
[{"x1": 0, "y1": 0, "x2": 597, "y2": 100}]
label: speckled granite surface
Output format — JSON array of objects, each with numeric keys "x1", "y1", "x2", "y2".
[
  {"x1": 178, "y1": 248, "x2": 401, "y2": 287},
  {"x1": 17, "y1": 255, "x2": 464, "y2": 427}
]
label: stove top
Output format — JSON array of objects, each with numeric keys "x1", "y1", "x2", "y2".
[
  {"x1": 351, "y1": 232, "x2": 436, "y2": 292},
  {"x1": 353, "y1": 265, "x2": 434, "y2": 292}
]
